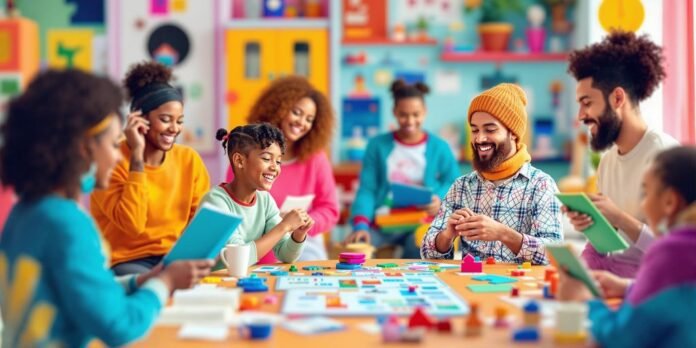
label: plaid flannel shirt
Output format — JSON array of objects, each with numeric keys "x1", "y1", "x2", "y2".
[{"x1": 420, "y1": 163, "x2": 563, "y2": 264}]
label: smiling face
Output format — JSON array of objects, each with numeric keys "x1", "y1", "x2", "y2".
[
  {"x1": 575, "y1": 78, "x2": 623, "y2": 151},
  {"x1": 144, "y1": 100, "x2": 184, "y2": 152},
  {"x1": 393, "y1": 97, "x2": 426, "y2": 141},
  {"x1": 279, "y1": 97, "x2": 316, "y2": 144},
  {"x1": 233, "y1": 142, "x2": 283, "y2": 192},
  {"x1": 470, "y1": 111, "x2": 516, "y2": 172}
]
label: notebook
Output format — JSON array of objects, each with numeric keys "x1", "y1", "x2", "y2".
[
  {"x1": 556, "y1": 193, "x2": 629, "y2": 253},
  {"x1": 546, "y1": 244, "x2": 603, "y2": 298},
  {"x1": 390, "y1": 183, "x2": 433, "y2": 208},
  {"x1": 163, "y1": 203, "x2": 243, "y2": 265}
]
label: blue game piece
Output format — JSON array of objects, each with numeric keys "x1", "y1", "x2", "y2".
[
  {"x1": 543, "y1": 285, "x2": 553, "y2": 299},
  {"x1": 311, "y1": 272, "x2": 324, "y2": 276},
  {"x1": 246, "y1": 320, "x2": 273, "y2": 340},
  {"x1": 237, "y1": 277, "x2": 267, "y2": 292},
  {"x1": 523, "y1": 300, "x2": 540, "y2": 313},
  {"x1": 302, "y1": 265, "x2": 327, "y2": 271},
  {"x1": 270, "y1": 271, "x2": 289, "y2": 276},
  {"x1": 242, "y1": 284, "x2": 269, "y2": 293},
  {"x1": 475, "y1": 256, "x2": 481, "y2": 262},
  {"x1": 471, "y1": 274, "x2": 518, "y2": 285},
  {"x1": 336, "y1": 262, "x2": 363, "y2": 270},
  {"x1": 512, "y1": 327, "x2": 539, "y2": 342}
]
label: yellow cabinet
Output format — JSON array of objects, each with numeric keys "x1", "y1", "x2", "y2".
[{"x1": 225, "y1": 28, "x2": 328, "y2": 129}]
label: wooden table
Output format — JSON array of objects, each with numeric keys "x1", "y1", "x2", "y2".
[{"x1": 132, "y1": 260, "x2": 590, "y2": 347}]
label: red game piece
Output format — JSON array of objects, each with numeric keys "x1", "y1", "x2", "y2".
[
  {"x1": 511, "y1": 287, "x2": 520, "y2": 297},
  {"x1": 486, "y1": 256, "x2": 496, "y2": 264},
  {"x1": 408, "y1": 307, "x2": 434, "y2": 329}
]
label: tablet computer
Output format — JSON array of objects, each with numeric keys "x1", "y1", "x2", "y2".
[
  {"x1": 556, "y1": 193, "x2": 629, "y2": 253},
  {"x1": 391, "y1": 183, "x2": 432, "y2": 208}
]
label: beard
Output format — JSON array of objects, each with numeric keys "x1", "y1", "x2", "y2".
[
  {"x1": 472, "y1": 133, "x2": 513, "y2": 172},
  {"x1": 587, "y1": 103, "x2": 622, "y2": 152}
]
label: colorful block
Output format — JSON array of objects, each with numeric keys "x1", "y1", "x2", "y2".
[{"x1": 461, "y1": 254, "x2": 483, "y2": 273}]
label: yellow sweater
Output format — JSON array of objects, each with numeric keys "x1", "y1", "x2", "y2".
[{"x1": 90, "y1": 143, "x2": 211, "y2": 265}]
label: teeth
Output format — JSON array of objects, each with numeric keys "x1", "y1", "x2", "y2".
[
  {"x1": 263, "y1": 174, "x2": 275, "y2": 182},
  {"x1": 479, "y1": 145, "x2": 492, "y2": 151}
]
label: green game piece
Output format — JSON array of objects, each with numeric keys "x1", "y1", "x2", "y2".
[
  {"x1": 555, "y1": 193, "x2": 630, "y2": 253},
  {"x1": 1, "y1": 78, "x2": 19, "y2": 95},
  {"x1": 289, "y1": 265, "x2": 298, "y2": 272},
  {"x1": 250, "y1": 273, "x2": 257, "y2": 278},
  {"x1": 377, "y1": 263, "x2": 398, "y2": 268},
  {"x1": 429, "y1": 266, "x2": 442, "y2": 273},
  {"x1": 467, "y1": 284, "x2": 514, "y2": 293},
  {"x1": 517, "y1": 265, "x2": 522, "y2": 269},
  {"x1": 303, "y1": 265, "x2": 324, "y2": 271}
]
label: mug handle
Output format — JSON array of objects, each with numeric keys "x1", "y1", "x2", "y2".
[{"x1": 219, "y1": 246, "x2": 230, "y2": 267}]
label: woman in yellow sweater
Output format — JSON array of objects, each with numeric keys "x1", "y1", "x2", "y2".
[{"x1": 91, "y1": 62, "x2": 210, "y2": 275}]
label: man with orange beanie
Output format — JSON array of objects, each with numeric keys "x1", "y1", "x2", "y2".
[{"x1": 421, "y1": 83, "x2": 563, "y2": 264}]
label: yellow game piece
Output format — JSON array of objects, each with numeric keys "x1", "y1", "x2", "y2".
[
  {"x1": 522, "y1": 262, "x2": 532, "y2": 269},
  {"x1": 554, "y1": 332, "x2": 587, "y2": 344},
  {"x1": 240, "y1": 296, "x2": 260, "y2": 310},
  {"x1": 201, "y1": 277, "x2": 222, "y2": 284}
]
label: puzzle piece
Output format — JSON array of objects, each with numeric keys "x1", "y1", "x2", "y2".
[{"x1": 472, "y1": 275, "x2": 519, "y2": 285}]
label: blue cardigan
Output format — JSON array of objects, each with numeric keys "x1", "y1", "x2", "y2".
[
  {"x1": 350, "y1": 132, "x2": 461, "y2": 229},
  {"x1": 0, "y1": 196, "x2": 168, "y2": 347}
]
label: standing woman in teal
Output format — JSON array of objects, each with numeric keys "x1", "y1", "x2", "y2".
[
  {"x1": 0, "y1": 69, "x2": 213, "y2": 347},
  {"x1": 343, "y1": 80, "x2": 461, "y2": 258}
]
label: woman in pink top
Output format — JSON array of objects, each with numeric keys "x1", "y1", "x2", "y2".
[
  {"x1": 0, "y1": 185, "x2": 15, "y2": 230},
  {"x1": 227, "y1": 76, "x2": 338, "y2": 262}
]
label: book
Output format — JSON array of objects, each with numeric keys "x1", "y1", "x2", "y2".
[
  {"x1": 390, "y1": 183, "x2": 433, "y2": 208},
  {"x1": 546, "y1": 244, "x2": 603, "y2": 298},
  {"x1": 556, "y1": 193, "x2": 629, "y2": 253},
  {"x1": 163, "y1": 203, "x2": 243, "y2": 265}
]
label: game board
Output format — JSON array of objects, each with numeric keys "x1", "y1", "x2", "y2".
[{"x1": 277, "y1": 275, "x2": 469, "y2": 317}]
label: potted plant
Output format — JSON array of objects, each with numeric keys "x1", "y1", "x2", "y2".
[
  {"x1": 466, "y1": 0, "x2": 524, "y2": 52},
  {"x1": 415, "y1": 16, "x2": 430, "y2": 41}
]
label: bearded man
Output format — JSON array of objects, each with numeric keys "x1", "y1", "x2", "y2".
[
  {"x1": 565, "y1": 31, "x2": 679, "y2": 277},
  {"x1": 421, "y1": 83, "x2": 563, "y2": 264}
]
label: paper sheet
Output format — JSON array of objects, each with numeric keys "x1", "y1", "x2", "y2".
[
  {"x1": 280, "y1": 194, "x2": 315, "y2": 212},
  {"x1": 178, "y1": 324, "x2": 229, "y2": 341}
]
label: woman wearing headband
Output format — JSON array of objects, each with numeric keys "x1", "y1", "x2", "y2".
[{"x1": 91, "y1": 62, "x2": 211, "y2": 275}]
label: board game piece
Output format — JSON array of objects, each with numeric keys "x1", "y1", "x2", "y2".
[
  {"x1": 436, "y1": 319, "x2": 452, "y2": 332},
  {"x1": 522, "y1": 261, "x2": 532, "y2": 269},
  {"x1": 238, "y1": 277, "x2": 268, "y2": 293},
  {"x1": 543, "y1": 284, "x2": 553, "y2": 299},
  {"x1": 382, "y1": 316, "x2": 403, "y2": 343},
  {"x1": 550, "y1": 274, "x2": 559, "y2": 297},
  {"x1": 465, "y1": 303, "x2": 483, "y2": 337},
  {"x1": 512, "y1": 327, "x2": 539, "y2": 342},
  {"x1": 240, "y1": 296, "x2": 260, "y2": 311},
  {"x1": 339, "y1": 252, "x2": 366, "y2": 259},
  {"x1": 263, "y1": 294, "x2": 279, "y2": 305},
  {"x1": 511, "y1": 287, "x2": 520, "y2": 297},
  {"x1": 289, "y1": 265, "x2": 298, "y2": 272},
  {"x1": 428, "y1": 265, "x2": 442, "y2": 272},
  {"x1": 242, "y1": 319, "x2": 273, "y2": 340},
  {"x1": 493, "y1": 306, "x2": 510, "y2": 328},
  {"x1": 201, "y1": 277, "x2": 222, "y2": 284},
  {"x1": 545, "y1": 268, "x2": 557, "y2": 282},
  {"x1": 336, "y1": 262, "x2": 363, "y2": 270},
  {"x1": 486, "y1": 256, "x2": 496, "y2": 264},
  {"x1": 250, "y1": 273, "x2": 257, "y2": 278},
  {"x1": 472, "y1": 274, "x2": 518, "y2": 284},
  {"x1": 303, "y1": 265, "x2": 327, "y2": 271},
  {"x1": 400, "y1": 328, "x2": 425, "y2": 343},
  {"x1": 311, "y1": 272, "x2": 324, "y2": 276},
  {"x1": 523, "y1": 301, "x2": 541, "y2": 327},
  {"x1": 467, "y1": 284, "x2": 513, "y2": 293},
  {"x1": 270, "y1": 271, "x2": 289, "y2": 276},
  {"x1": 377, "y1": 263, "x2": 399, "y2": 268},
  {"x1": 408, "y1": 285, "x2": 418, "y2": 293},
  {"x1": 339, "y1": 258, "x2": 365, "y2": 265},
  {"x1": 461, "y1": 254, "x2": 483, "y2": 273},
  {"x1": 408, "y1": 307, "x2": 434, "y2": 329}
]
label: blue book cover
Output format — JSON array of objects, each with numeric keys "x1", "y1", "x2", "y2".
[
  {"x1": 163, "y1": 203, "x2": 243, "y2": 265},
  {"x1": 390, "y1": 183, "x2": 432, "y2": 208}
]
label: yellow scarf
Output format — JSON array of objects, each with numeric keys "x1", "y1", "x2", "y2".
[{"x1": 479, "y1": 143, "x2": 531, "y2": 181}]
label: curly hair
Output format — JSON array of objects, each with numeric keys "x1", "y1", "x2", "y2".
[
  {"x1": 568, "y1": 30, "x2": 665, "y2": 104},
  {"x1": 390, "y1": 79, "x2": 430, "y2": 107},
  {"x1": 653, "y1": 146, "x2": 696, "y2": 206},
  {"x1": 0, "y1": 69, "x2": 124, "y2": 201},
  {"x1": 123, "y1": 61, "x2": 174, "y2": 100},
  {"x1": 246, "y1": 76, "x2": 334, "y2": 161},
  {"x1": 216, "y1": 123, "x2": 286, "y2": 158}
]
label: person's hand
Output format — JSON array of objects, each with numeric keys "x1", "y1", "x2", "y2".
[
  {"x1": 292, "y1": 217, "x2": 314, "y2": 242},
  {"x1": 281, "y1": 209, "x2": 309, "y2": 232},
  {"x1": 562, "y1": 205, "x2": 594, "y2": 232},
  {"x1": 592, "y1": 270, "x2": 630, "y2": 299},
  {"x1": 344, "y1": 230, "x2": 371, "y2": 244},
  {"x1": 124, "y1": 111, "x2": 148, "y2": 155},
  {"x1": 556, "y1": 267, "x2": 594, "y2": 302},
  {"x1": 456, "y1": 214, "x2": 508, "y2": 242},
  {"x1": 419, "y1": 195, "x2": 441, "y2": 216},
  {"x1": 589, "y1": 193, "x2": 623, "y2": 227},
  {"x1": 158, "y1": 259, "x2": 215, "y2": 290},
  {"x1": 135, "y1": 263, "x2": 164, "y2": 287}
]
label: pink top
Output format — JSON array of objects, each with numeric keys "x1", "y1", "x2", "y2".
[{"x1": 226, "y1": 151, "x2": 339, "y2": 263}]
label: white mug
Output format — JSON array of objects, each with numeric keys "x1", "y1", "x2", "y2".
[{"x1": 220, "y1": 243, "x2": 251, "y2": 278}]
